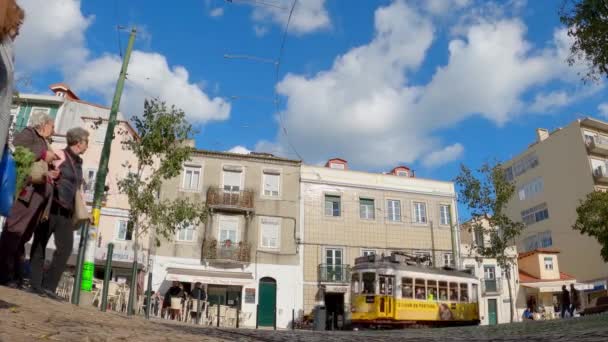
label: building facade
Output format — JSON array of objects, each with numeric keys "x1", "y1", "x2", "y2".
[
  {"x1": 153, "y1": 150, "x2": 302, "y2": 329},
  {"x1": 300, "y1": 159, "x2": 460, "y2": 328},
  {"x1": 12, "y1": 84, "x2": 148, "y2": 283},
  {"x1": 502, "y1": 117, "x2": 608, "y2": 288},
  {"x1": 460, "y1": 219, "x2": 519, "y2": 325}
]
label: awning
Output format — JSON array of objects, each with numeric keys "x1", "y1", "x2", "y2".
[
  {"x1": 522, "y1": 282, "x2": 594, "y2": 293},
  {"x1": 166, "y1": 267, "x2": 254, "y2": 286}
]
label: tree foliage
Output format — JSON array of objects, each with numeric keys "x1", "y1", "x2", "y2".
[
  {"x1": 117, "y1": 99, "x2": 207, "y2": 247},
  {"x1": 572, "y1": 190, "x2": 608, "y2": 262},
  {"x1": 560, "y1": 0, "x2": 608, "y2": 82}
]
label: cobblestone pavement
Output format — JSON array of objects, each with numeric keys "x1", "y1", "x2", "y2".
[{"x1": 166, "y1": 313, "x2": 608, "y2": 342}]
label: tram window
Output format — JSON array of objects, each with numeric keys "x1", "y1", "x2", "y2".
[
  {"x1": 460, "y1": 283, "x2": 469, "y2": 302},
  {"x1": 402, "y1": 277, "x2": 413, "y2": 298},
  {"x1": 379, "y1": 276, "x2": 386, "y2": 295},
  {"x1": 387, "y1": 276, "x2": 394, "y2": 295},
  {"x1": 427, "y1": 280, "x2": 438, "y2": 301},
  {"x1": 415, "y1": 279, "x2": 426, "y2": 300},
  {"x1": 472, "y1": 284, "x2": 478, "y2": 302},
  {"x1": 362, "y1": 272, "x2": 376, "y2": 294},
  {"x1": 439, "y1": 281, "x2": 448, "y2": 301},
  {"x1": 351, "y1": 273, "x2": 360, "y2": 294},
  {"x1": 449, "y1": 282, "x2": 459, "y2": 301}
]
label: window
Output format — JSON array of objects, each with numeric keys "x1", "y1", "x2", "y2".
[
  {"x1": 260, "y1": 217, "x2": 280, "y2": 249},
  {"x1": 95, "y1": 123, "x2": 107, "y2": 143},
  {"x1": 512, "y1": 153, "x2": 539, "y2": 178},
  {"x1": 176, "y1": 223, "x2": 196, "y2": 242},
  {"x1": 544, "y1": 257, "x2": 554, "y2": 270},
  {"x1": 474, "y1": 228, "x2": 485, "y2": 248},
  {"x1": 402, "y1": 277, "x2": 413, "y2": 298},
  {"x1": 325, "y1": 195, "x2": 341, "y2": 217},
  {"x1": 415, "y1": 279, "x2": 426, "y2": 299},
  {"x1": 326, "y1": 248, "x2": 344, "y2": 282},
  {"x1": 262, "y1": 171, "x2": 280, "y2": 197},
  {"x1": 518, "y1": 177, "x2": 544, "y2": 201},
  {"x1": 117, "y1": 220, "x2": 132, "y2": 241},
  {"x1": 223, "y1": 169, "x2": 242, "y2": 192},
  {"x1": 386, "y1": 199, "x2": 401, "y2": 222},
  {"x1": 379, "y1": 275, "x2": 394, "y2": 295},
  {"x1": 329, "y1": 162, "x2": 345, "y2": 170},
  {"x1": 460, "y1": 284, "x2": 469, "y2": 302},
  {"x1": 182, "y1": 166, "x2": 201, "y2": 190},
  {"x1": 539, "y1": 231, "x2": 553, "y2": 248},
  {"x1": 521, "y1": 203, "x2": 549, "y2": 225},
  {"x1": 484, "y1": 266, "x2": 496, "y2": 280},
  {"x1": 359, "y1": 198, "x2": 375, "y2": 219},
  {"x1": 84, "y1": 169, "x2": 97, "y2": 194},
  {"x1": 439, "y1": 205, "x2": 451, "y2": 225},
  {"x1": 362, "y1": 272, "x2": 376, "y2": 294},
  {"x1": 471, "y1": 284, "x2": 478, "y2": 302},
  {"x1": 427, "y1": 280, "x2": 437, "y2": 300},
  {"x1": 351, "y1": 274, "x2": 360, "y2": 294},
  {"x1": 362, "y1": 249, "x2": 376, "y2": 257},
  {"x1": 439, "y1": 281, "x2": 448, "y2": 301},
  {"x1": 465, "y1": 264, "x2": 476, "y2": 276},
  {"x1": 397, "y1": 170, "x2": 409, "y2": 177},
  {"x1": 443, "y1": 253, "x2": 453, "y2": 267},
  {"x1": 524, "y1": 235, "x2": 539, "y2": 252},
  {"x1": 449, "y1": 282, "x2": 459, "y2": 301},
  {"x1": 219, "y1": 217, "x2": 239, "y2": 244},
  {"x1": 413, "y1": 202, "x2": 427, "y2": 223}
]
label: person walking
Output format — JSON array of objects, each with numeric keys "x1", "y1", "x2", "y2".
[
  {"x1": 29, "y1": 127, "x2": 88, "y2": 298},
  {"x1": 569, "y1": 284, "x2": 580, "y2": 317},
  {"x1": 561, "y1": 285, "x2": 571, "y2": 318},
  {"x1": 0, "y1": 113, "x2": 57, "y2": 287}
]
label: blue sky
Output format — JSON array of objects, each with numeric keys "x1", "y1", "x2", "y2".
[{"x1": 13, "y1": 0, "x2": 608, "y2": 195}]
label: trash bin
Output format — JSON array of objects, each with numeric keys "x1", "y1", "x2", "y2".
[{"x1": 313, "y1": 305, "x2": 326, "y2": 331}]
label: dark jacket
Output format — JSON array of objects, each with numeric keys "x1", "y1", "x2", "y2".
[
  {"x1": 13, "y1": 127, "x2": 49, "y2": 193},
  {"x1": 54, "y1": 148, "x2": 83, "y2": 212},
  {"x1": 191, "y1": 287, "x2": 206, "y2": 300},
  {"x1": 562, "y1": 289, "x2": 571, "y2": 306}
]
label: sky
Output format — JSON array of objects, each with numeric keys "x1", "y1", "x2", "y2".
[{"x1": 12, "y1": 0, "x2": 608, "y2": 213}]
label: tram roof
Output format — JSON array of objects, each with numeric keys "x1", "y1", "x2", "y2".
[{"x1": 352, "y1": 255, "x2": 477, "y2": 280}]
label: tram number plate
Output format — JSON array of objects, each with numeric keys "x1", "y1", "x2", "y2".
[{"x1": 366, "y1": 296, "x2": 375, "y2": 303}]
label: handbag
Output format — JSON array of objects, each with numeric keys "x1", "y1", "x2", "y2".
[
  {"x1": 72, "y1": 188, "x2": 89, "y2": 227},
  {"x1": 0, "y1": 146, "x2": 16, "y2": 216}
]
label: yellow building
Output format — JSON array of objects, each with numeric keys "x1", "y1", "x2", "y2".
[{"x1": 503, "y1": 117, "x2": 608, "y2": 288}]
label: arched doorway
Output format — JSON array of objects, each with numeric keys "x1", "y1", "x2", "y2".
[{"x1": 257, "y1": 277, "x2": 277, "y2": 327}]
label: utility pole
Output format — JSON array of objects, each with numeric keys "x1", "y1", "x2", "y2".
[{"x1": 72, "y1": 28, "x2": 137, "y2": 305}]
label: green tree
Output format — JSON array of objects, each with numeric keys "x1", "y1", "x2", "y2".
[
  {"x1": 455, "y1": 162, "x2": 525, "y2": 323},
  {"x1": 560, "y1": 0, "x2": 608, "y2": 82},
  {"x1": 117, "y1": 99, "x2": 207, "y2": 314},
  {"x1": 572, "y1": 191, "x2": 608, "y2": 261}
]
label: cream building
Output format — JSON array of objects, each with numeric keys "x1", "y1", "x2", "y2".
[
  {"x1": 153, "y1": 150, "x2": 302, "y2": 329},
  {"x1": 300, "y1": 159, "x2": 460, "y2": 328},
  {"x1": 460, "y1": 219, "x2": 519, "y2": 325},
  {"x1": 502, "y1": 117, "x2": 608, "y2": 289}
]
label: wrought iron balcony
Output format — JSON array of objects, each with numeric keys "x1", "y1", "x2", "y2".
[
  {"x1": 586, "y1": 135, "x2": 608, "y2": 155},
  {"x1": 206, "y1": 187, "x2": 254, "y2": 212},
  {"x1": 481, "y1": 278, "x2": 502, "y2": 295},
  {"x1": 202, "y1": 239, "x2": 251, "y2": 263},
  {"x1": 318, "y1": 264, "x2": 351, "y2": 283}
]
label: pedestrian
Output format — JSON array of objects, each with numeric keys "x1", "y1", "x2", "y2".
[
  {"x1": 569, "y1": 284, "x2": 580, "y2": 317},
  {"x1": 561, "y1": 285, "x2": 571, "y2": 318},
  {"x1": 0, "y1": 112, "x2": 57, "y2": 288},
  {"x1": 29, "y1": 127, "x2": 89, "y2": 299}
]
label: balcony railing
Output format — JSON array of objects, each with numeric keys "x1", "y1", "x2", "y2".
[
  {"x1": 202, "y1": 239, "x2": 251, "y2": 263},
  {"x1": 206, "y1": 188, "x2": 254, "y2": 212},
  {"x1": 318, "y1": 264, "x2": 351, "y2": 283},
  {"x1": 481, "y1": 278, "x2": 502, "y2": 295},
  {"x1": 586, "y1": 135, "x2": 608, "y2": 155}
]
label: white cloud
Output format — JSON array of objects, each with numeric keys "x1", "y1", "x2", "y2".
[
  {"x1": 14, "y1": 0, "x2": 92, "y2": 72},
  {"x1": 423, "y1": 0, "x2": 471, "y2": 15},
  {"x1": 265, "y1": 1, "x2": 594, "y2": 169},
  {"x1": 422, "y1": 144, "x2": 464, "y2": 168},
  {"x1": 210, "y1": 7, "x2": 224, "y2": 18},
  {"x1": 599, "y1": 103, "x2": 608, "y2": 118},
  {"x1": 252, "y1": 0, "x2": 330, "y2": 35},
  {"x1": 227, "y1": 145, "x2": 252, "y2": 154},
  {"x1": 254, "y1": 25, "x2": 269, "y2": 37},
  {"x1": 67, "y1": 51, "x2": 231, "y2": 123}
]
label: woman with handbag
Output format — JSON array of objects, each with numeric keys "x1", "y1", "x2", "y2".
[
  {"x1": 29, "y1": 127, "x2": 89, "y2": 298},
  {"x1": 0, "y1": 112, "x2": 57, "y2": 287}
]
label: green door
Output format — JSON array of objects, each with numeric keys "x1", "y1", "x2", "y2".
[
  {"x1": 487, "y1": 299, "x2": 498, "y2": 325},
  {"x1": 258, "y1": 278, "x2": 277, "y2": 327}
]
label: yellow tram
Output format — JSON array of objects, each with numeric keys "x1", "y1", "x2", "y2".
[{"x1": 350, "y1": 253, "x2": 480, "y2": 328}]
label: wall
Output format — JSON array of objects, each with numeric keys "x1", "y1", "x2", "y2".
[
  {"x1": 537, "y1": 253, "x2": 560, "y2": 280},
  {"x1": 518, "y1": 255, "x2": 541, "y2": 279}
]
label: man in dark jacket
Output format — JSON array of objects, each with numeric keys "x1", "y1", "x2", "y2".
[
  {"x1": 0, "y1": 113, "x2": 56, "y2": 287},
  {"x1": 561, "y1": 285, "x2": 571, "y2": 318},
  {"x1": 29, "y1": 127, "x2": 88, "y2": 298}
]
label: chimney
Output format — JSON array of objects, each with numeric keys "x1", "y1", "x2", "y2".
[{"x1": 536, "y1": 128, "x2": 549, "y2": 142}]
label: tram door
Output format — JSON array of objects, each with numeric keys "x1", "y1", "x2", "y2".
[{"x1": 378, "y1": 275, "x2": 395, "y2": 319}]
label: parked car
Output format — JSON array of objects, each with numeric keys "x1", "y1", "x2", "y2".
[{"x1": 580, "y1": 296, "x2": 608, "y2": 316}]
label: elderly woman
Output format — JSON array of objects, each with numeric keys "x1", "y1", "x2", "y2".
[
  {"x1": 29, "y1": 127, "x2": 88, "y2": 298},
  {"x1": 0, "y1": 112, "x2": 57, "y2": 287}
]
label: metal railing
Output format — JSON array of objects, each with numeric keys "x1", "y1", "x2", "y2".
[
  {"x1": 206, "y1": 188, "x2": 254, "y2": 210},
  {"x1": 202, "y1": 239, "x2": 251, "y2": 262},
  {"x1": 318, "y1": 264, "x2": 351, "y2": 283},
  {"x1": 481, "y1": 278, "x2": 502, "y2": 295}
]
